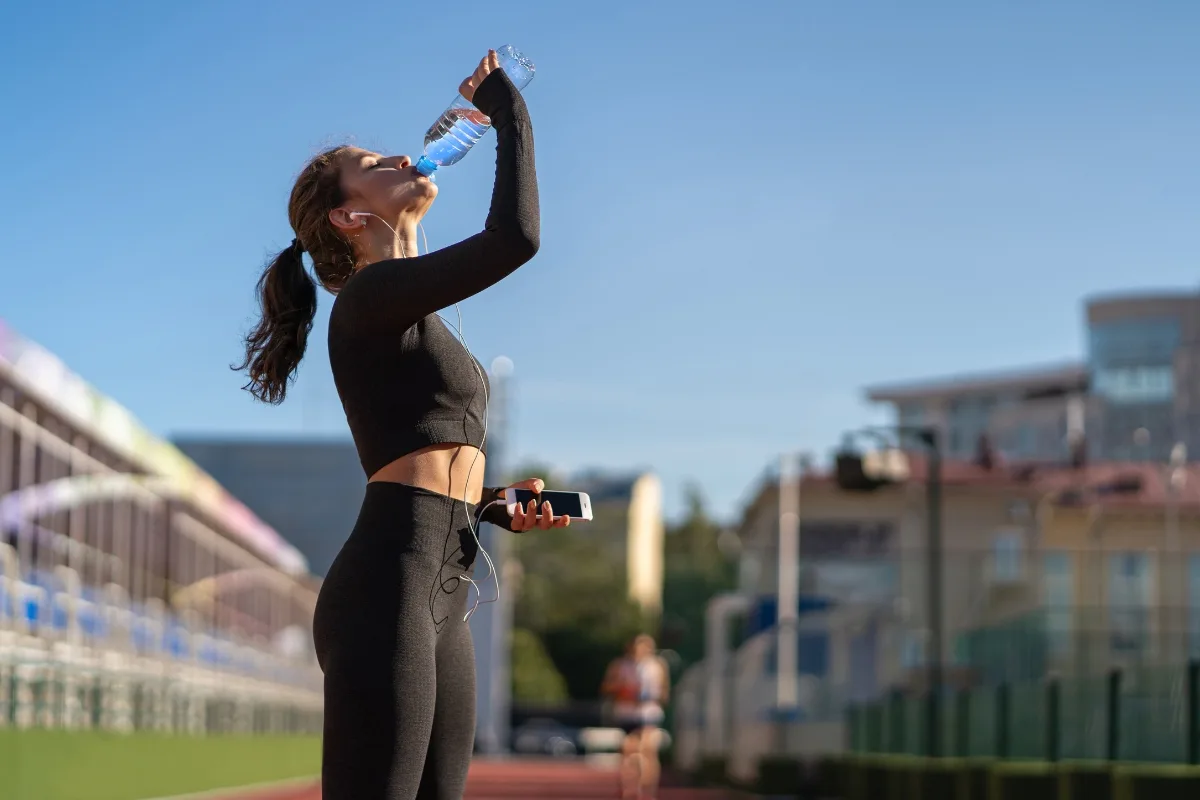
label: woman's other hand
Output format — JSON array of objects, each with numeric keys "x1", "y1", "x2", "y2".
[{"x1": 459, "y1": 49, "x2": 501, "y2": 104}]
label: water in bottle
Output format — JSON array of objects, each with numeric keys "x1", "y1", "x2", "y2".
[{"x1": 413, "y1": 45, "x2": 535, "y2": 178}]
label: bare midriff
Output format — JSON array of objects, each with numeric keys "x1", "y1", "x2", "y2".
[{"x1": 367, "y1": 442, "x2": 487, "y2": 505}]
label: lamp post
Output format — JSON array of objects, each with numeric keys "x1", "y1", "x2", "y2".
[
  {"x1": 776, "y1": 452, "x2": 801, "y2": 717},
  {"x1": 1167, "y1": 443, "x2": 1187, "y2": 661},
  {"x1": 471, "y1": 355, "x2": 514, "y2": 754}
]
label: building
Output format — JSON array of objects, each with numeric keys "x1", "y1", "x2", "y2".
[
  {"x1": 1088, "y1": 292, "x2": 1200, "y2": 462},
  {"x1": 734, "y1": 460, "x2": 1056, "y2": 696},
  {"x1": 675, "y1": 456, "x2": 1048, "y2": 778},
  {"x1": 674, "y1": 450, "x2": 1200, "y2": 777},
  {"x1": 979, "y1": 460, "x2": 1200, "y2": 673},
  {"x1": 571, "y1": 471, "x2": 665, "y2": 614},
  {"x1": 866, "y1": 362, "x2": 1089, "y2": 463},
  {"x1": 867, "y1": 290, "x2": 1200, "y2": 465},
  {"x1": 171, "y1": 438, "x2": 365, "y2": 578},
  {"x1": 0, "y1": 318, "x2": 321, "y2": 733}
]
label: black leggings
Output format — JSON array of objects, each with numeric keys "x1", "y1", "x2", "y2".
[{"x1": 314, "y1": 482, "x2": 480, "y2": 799}]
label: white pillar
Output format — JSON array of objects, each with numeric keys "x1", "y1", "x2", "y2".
[
  {"x1": 776, "y1": 454, "x2": 800, "y2": 713},
  {"x1": 703, "y1": 593, "x2": 751, "y2": 755}
]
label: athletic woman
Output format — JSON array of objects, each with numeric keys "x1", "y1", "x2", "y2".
[
  {"x1": 237, "y1": 50, "x2": 569, "y2": 799},
  {"x1": 602, "y1": 634, "x2": 670, "y2": 799}
]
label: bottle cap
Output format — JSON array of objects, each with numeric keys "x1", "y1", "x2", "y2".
[{"x1": 414, "y1": 155, "x2": 438, "y2": 177}]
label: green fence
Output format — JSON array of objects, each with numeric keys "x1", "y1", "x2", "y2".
[{"x1": 849, "y1": 661, "x2": 1200, "y2": 764}]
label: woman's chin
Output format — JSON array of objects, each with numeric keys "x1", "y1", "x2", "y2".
[
  {"x1": 393, "y1": 181, "x2": 437, "y2": 217},
  {"x1": 410, "y1": 178, "x2": 439, "y2": 203}
]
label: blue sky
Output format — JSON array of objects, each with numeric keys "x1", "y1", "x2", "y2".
[{"x1": 1, "y1": 0, "x2": 1197, "y2": 522}]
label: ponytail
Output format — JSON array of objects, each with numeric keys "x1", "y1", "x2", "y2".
[{"x1": 235, "y1": 238, "x2": 318, "y2": 404}]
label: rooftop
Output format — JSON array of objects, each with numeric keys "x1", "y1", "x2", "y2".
[
  {"x1": 797, "y1": 458, "x2": 1200, "y2": 510},
  {"x1": 865, "y1": 361, "x2": 1087, "y2": 403}
]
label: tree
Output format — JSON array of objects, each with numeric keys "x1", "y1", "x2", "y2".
[
  {"x1": 660, "y1": 483, "x2": 738, "y2": 672},
  {"x1": 512, "y1": 522, "x2": 648, "y2": 700},
  {"x1": 511, "y1": 627, "x2": 569, "y2": 703}
]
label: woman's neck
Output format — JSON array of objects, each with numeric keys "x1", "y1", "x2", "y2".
[{"x1": 358, "y1": 216, "x2": 421, "y2": 264}]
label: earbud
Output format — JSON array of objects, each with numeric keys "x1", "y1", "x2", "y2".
[{"x1": 348, "y1": 211, "x2": 371, "y2": 227}]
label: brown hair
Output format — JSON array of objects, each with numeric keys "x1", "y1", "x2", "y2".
[{"x1": 235, "y1": 146, "x2": 360, "y2": 404}]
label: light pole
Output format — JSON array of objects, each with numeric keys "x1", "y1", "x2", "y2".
[
  {"x1": 775, "y1": 452, "x2": 815, "y2": 752},
  {"x1": 1166, "y1": 442, "x2": 1186, "y2": 661},
  {"x1": 776, "y1": 452, "x2": 801, "y2": 717},
  {"x1": 471, "y1": 355, "x2": 514, "y2": 754}
]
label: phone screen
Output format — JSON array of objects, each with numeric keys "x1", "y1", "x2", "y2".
[{"x1": 508, "y1": 489, "x2": 586, "y2": 518}]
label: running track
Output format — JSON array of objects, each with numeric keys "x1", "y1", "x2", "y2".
[{"x1": 212, "y1": 760, "x2": 745, "y2": 800}]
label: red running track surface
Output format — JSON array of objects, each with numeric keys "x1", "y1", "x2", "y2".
[{"x1": 211, "y1": 760, "x2": 740, "y2": 800}]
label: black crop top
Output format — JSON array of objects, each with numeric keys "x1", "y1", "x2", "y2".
[{"x1": 327, "y1": 69, "x2": 538, "y2": 527}]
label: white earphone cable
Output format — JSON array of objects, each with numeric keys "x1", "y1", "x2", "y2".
[{"x1": 350, "y1": 211, "x2": 499, "y2": 621}]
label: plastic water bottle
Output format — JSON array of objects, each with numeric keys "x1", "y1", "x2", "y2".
[{"x1": 413, "y1": 45, "x2": 535, "y2": 178}]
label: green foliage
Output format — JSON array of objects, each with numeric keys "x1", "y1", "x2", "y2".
[
  {"x1": 514, "y1": 532, "x2": 648, "y2": 699},
  {"x1": 833, "y1": 756, "x2": 1200, "y2": 800},
  {"x1": 510, "y1": 627, "x2": 569, "y2": 703},
  {"x1": 511, "y1": 482, "x2": 647, "y2": 700},
  {"x1": 508, "y1": 472, "x2": 733, "y2": 700},
  {"x1": 660, "y1": 483, "x2": 738, "y2": 671}
]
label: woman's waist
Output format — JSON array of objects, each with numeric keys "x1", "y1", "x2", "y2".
[
  {"x1": 346, "y1": 480, "x2": 484, "y2": 563},
  {"x1": 613, "y1": 701, "x2": 665, "y2": 717},
  {"x1": 368, "y1": 443, "x2": 486, "y2": 504}
]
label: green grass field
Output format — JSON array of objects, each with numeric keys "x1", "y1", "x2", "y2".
[{"x1": 0, "y1": 731, "x2": 321, "y2": 800}]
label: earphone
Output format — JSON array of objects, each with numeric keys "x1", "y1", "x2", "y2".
[{"x1": 349, "y1": 210, "x2": 501, "y2": 622}]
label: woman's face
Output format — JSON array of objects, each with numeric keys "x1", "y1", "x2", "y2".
[
  {"x1": 633, "y1": 636, "x2": 655, "y2": 660},
  {"x1": 335, "y1": 148, "x2": 438, "y2": 223}
]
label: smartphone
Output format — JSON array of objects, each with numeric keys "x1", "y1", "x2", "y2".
[{"x1": 503, "y1": 488, "x2": 593, "y2": 521}]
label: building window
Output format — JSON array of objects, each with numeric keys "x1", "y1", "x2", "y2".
[
  {"x1": 1090, "y1": 318, "x2": 1181, "y2": 367},
  {"x1": 992, "y1": 529, "x2": 1023, "y2": 583},
  {"x1": 1108, "y1": 552, "x2": 1153, "y2": 656},
  {"x1": 1093, "y1": 366, "x2": 1174, "y2": 404},
  {"x1": 901, "y1": 631, "x2": 925, "y2": 668},
  {"x1": 1043, "y1": 552, "x2": 1073, "y2": 656},
  {"x1": 948, "y1": 395, "x2": 996, "y2": 458},
  {"x1": 1190, "y1": 555, "x2": 1200, "y2": 659},
  {"x1": 1089, "y1": 317, "x2": 1180, "y2": 406},
  {"x1": 897, "y1": 402, "x2": 925, "y2": 429}
]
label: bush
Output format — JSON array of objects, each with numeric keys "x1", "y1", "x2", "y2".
[
  {"x1": 756, "y1": 755, "x2": 802, "y2": 794},
  {"x1": 962, "y1": 758, "x2": 995, "y2": 800},
  {"x1": 916, "y1": 759, "x2": 962, "y2": 800},
  {"x1": 809, "y1": 757, "x2": 844, "y2": 799},
  {"x1": 989, "y1": 763, "x2": 1057, "y2": 800},
  {"x1": 510, "y1": 627, "x2": 569, "y2": 703},
  {"x1": 835, "y1": 756, "x2": 1200, "y2": 800},
  {"x1": 1060, "y1": 762, "x2": 1111, "y2": 800},
  {"x1": 698, "y1": 755, "x2": 728, "y2": 787},
  {"x1": 838, "y1": 755, "x2": 961, "y2": 800},
  {"x1": 1112, "y1": 764, "x2": 1200, "y2": 800},
  {"x1": 854, "y1": 758, "x2": 892, "y2": 800}
]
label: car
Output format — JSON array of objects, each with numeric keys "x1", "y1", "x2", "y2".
[{"x1": 512, "y1": 717, "x2": 579, "y2": 757}]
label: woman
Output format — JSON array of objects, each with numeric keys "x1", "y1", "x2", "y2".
[
  {"x1": 236, "y1": 51, "x2": 568, "y2": 799},
  {"x1": 602, "y1": 635, "x2": 670, "y2": 800}
]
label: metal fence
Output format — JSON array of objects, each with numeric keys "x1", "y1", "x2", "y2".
[
  {"x1": 0, "y1": 640, "x2": 322, "y2": 735},
  {"x1": 671, "y1": 623, "x2": 849, "y2": 783},
  {"x1": 848, "y1": 661, "x2": 1200, "y2": 764}
]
